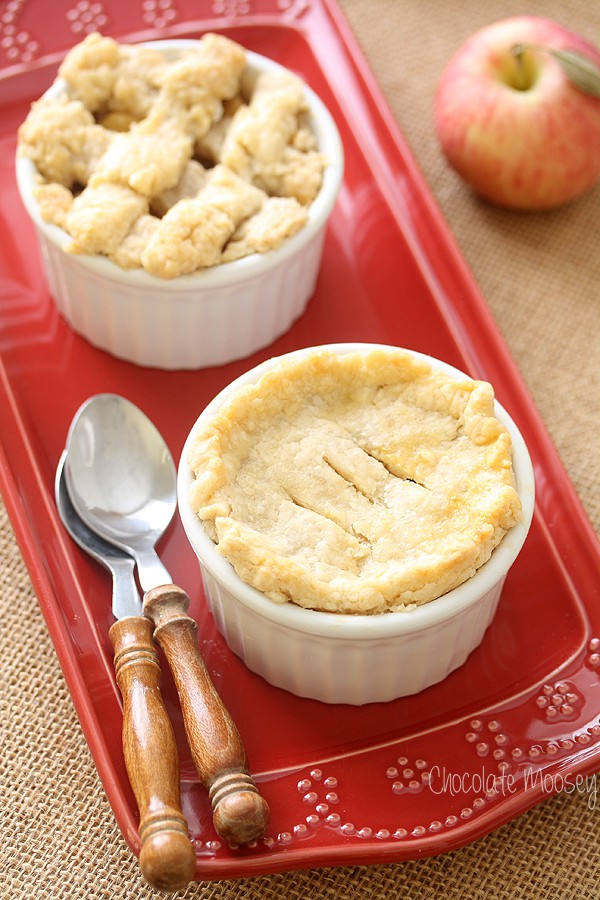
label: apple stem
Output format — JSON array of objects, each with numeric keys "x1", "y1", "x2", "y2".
[
  {"x1": 510, "y1": 43, "x2": 531, "y2": 90},
  {"x1": 511, "y1": 42, "x2": 600, "y2": 98}
]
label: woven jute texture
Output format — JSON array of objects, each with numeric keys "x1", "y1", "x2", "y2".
[{"x1": 2, "y1": 1, "x2": 599, "y2": 897}]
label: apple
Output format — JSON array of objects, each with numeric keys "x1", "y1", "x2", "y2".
[{"x1": 434, "y1": 16, "x2": 600, "y2": 210}]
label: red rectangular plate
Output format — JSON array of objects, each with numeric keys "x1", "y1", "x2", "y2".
[{"x1": 1, "y1": 0, "x2": 600, "y2": 882}]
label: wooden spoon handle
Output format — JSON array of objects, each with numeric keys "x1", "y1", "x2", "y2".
[
  {"x1": 109, "y1": 616, "x2": 196, "y2": 892},
  {"x1": 143, "y1": 584, "x2": 270, "y2": 847}
]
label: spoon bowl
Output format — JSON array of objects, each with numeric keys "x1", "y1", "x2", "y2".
[
  {"x1": 64, "y1": 393, "x2": 176, "y2": 591},
  {"x1": 55, "y1": 451, "x2": 141, "y2": 619}
]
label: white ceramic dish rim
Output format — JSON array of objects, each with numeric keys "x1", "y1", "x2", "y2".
[
  {"x1": 15, "y1": 39, "x2": 345, "y2": 292},
  {"x1": 178, "y1": 342, "x2": 536, "y2": 640}
]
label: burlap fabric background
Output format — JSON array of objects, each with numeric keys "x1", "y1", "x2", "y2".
[{"x1": 2, "y1": 1, "x2": 599, "y2": 897}]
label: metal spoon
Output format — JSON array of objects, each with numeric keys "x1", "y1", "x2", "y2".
[
  {"x1": 55, "y1": 451, "x2": 195, "y2": 892},
  {"x1": 63, "y1": 394, "x2": 269, "y2": 847}
]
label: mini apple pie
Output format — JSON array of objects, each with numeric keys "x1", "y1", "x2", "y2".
[
  {"x1": 17, "y1": 32, "x2": 326, "y2": 278},
  {"x1": 188, "y1": 348, "x2": 522, "y2": 614}
]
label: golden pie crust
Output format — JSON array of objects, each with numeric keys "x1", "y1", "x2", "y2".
[{"x1": 188, "y1": 348, "x2": 522, "y2": 614}]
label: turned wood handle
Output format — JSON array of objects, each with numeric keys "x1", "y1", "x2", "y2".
[
  {"x1": 143, "y1": 584, "x2": 270, "y2": 847},
  {"x1": 109, "y1": 617, "x2": 196, "y2": 892}
]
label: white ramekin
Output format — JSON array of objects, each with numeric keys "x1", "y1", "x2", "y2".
[
  {"x1": 15, "y1": 40, "x2": 344, "y2": 370},
  {"x1": 178, "y1": 344, "x2": 535, "y2": 705}
]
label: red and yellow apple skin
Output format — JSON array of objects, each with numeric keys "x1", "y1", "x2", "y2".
[{"x1": 434, "y1": 16, "x2": 600, "y2": 210}]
